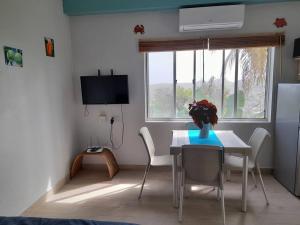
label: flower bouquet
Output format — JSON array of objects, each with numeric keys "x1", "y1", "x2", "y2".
[{"x1": 188, "y1": 99, "x2": 218, "y2": 138}]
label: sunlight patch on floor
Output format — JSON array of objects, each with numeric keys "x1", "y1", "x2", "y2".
[
  {"x1": 55, "y1": 183, "x2": 138, "y2": 204},
  {"x1": 46, "y1": 183, "x2": 113, "y2": 202},
  {"x1": 191, "y1": 185, "x2": 216, "y2": 194}
]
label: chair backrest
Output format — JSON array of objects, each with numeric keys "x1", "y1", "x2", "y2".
[
  {"x1": 181, "y1": 145, "x2": 224, "y2": 187},
  {"x1": 139, "y1": 127, "x2": 156, "y2": 160},
  {"x1": 248, "y1": 128, "x2": 271, "y2": 164}
]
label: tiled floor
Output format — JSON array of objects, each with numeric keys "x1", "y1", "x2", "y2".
[{"x1": 24, "y1": 168, "x2": 300, "y2": 225}]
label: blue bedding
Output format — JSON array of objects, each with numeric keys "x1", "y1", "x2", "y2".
[{"x1": 0, "y1": 217, "x2": 138, "y2": 225}]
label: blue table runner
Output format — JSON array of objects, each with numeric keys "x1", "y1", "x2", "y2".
[{"x1": 188, "y1": 130, "x2": 223, "y2": 147}]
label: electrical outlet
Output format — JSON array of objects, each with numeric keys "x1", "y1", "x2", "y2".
[
  {"x1": 99, "y1": 112, "x2": 107, "y2": 121},
  {"x1": 113, "y1": 115, "x2": 120, "y2": 121}
]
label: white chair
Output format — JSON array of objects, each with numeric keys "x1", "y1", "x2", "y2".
[
  {"x1": 179, "y1": 145, "x2": 225, "y2": 225},
  {"x1": 138, "y1": 127, "x2": 172, "y2": 199},
  {"x1": 225, "y1": 128, "x2": 270, "y2": 204}
]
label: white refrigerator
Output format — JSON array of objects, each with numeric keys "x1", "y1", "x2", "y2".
[{"x1": 274, "y1": 83, "x2": 300, "y2": 196}]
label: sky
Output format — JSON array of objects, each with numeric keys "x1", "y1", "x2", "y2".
[{"x1": 148, "y1": 50, "x2": 236, "y2": 85}]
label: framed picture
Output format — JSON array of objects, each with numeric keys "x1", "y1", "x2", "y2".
[
  {"x1": 4, "y1": 46, "x2": 23, "y2": 67},
  {"x1": 44, "y1": 37, "x2": 55, "y2": 57}
]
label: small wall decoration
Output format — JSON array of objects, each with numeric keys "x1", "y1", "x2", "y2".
[
  {"x1": 274, "y1": 18, "x2": 287, "y2": 28},
  {"x1": 44, "y1": 37, "x2": 55, "y2": 57},
  {"x1": 4, "y1": 46, "x2": 23, "y2": 67},
  {"x1": 134, "y1": 25, "x2": 145, "y2": 34}
]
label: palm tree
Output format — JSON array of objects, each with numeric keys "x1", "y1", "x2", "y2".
[
  {"x1": 223, "y1": 47, "x2": 268, "y2": 118},
  {"x1": 225, "y1": 47, "x2": 268, "y2": 93}
]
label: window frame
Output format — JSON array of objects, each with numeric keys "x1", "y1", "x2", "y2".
[{"x1": 145, "y1": 48, "x2": 274, "y2": 123}]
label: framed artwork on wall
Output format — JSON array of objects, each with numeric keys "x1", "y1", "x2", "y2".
[
  {"x1": 3, "y1": 46, "x2": 23, "y2": 67},
  {"x1": 44, "y1": 37, "x2": 55, "y2": 57}
]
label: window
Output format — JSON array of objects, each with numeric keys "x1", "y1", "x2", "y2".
[{"x1": 146, "y1": 47, "x2": 274, "y2": 121}]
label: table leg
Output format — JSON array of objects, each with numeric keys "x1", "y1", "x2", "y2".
[
  {"x1": 172, "y1": 154, "x2": 178, "y2": 208},
  {"x1": 242, "y1": 154, "x2": 248, "y2": 212}
]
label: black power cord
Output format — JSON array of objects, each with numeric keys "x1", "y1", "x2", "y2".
[{"x1": 109, "y1": 104, "x2": 125, "y2": 150}]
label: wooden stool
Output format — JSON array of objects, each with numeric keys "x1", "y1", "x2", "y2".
[{"x1": 70, "y1": 148, "x2": 119, "y2": 179}]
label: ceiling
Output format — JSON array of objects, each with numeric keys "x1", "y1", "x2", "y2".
[{"x1": 63, "y1": 0, "x2": 297, "y2": 16}]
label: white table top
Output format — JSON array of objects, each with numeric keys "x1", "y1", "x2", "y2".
[{"x1": 170, "y1": 130, "x2": 251, "y2": 155}]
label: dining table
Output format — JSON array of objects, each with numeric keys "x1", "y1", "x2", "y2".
[{"x1": 170, "y1": 130, "x2": 252, "y2": 212}]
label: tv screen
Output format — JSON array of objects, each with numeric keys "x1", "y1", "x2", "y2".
[{"x1": 80, "y1": 75, "x2": 129, "y2": 104}]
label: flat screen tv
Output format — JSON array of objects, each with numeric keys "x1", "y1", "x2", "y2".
[{"x1": 80, "y1": 75, "x2": 129, "y2": 104}]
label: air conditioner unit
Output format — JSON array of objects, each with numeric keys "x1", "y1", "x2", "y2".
[{"x1": 179, "y1": 5, "x2": 245, "y2": 32}]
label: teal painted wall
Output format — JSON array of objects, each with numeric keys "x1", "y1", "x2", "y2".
[{"x1": 63, "y1": 0, "x2": 298, "y2": 15}]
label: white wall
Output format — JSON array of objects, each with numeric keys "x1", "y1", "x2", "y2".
[
  {"x1": 0, "y1": 0, "x2": 77, "y2": 215},
  {"x1": 70, "y1": 2, "x2": 300, "y2": 168}
]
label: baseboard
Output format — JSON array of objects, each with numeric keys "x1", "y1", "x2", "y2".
[
  {"x1": 84, "y1": 164, "x2": 273, "y2": 174},
  {"x1": 230, "y1": 168, "x2": 273, "y2": 175},
  {"x1": 263, "y1": 168, "x2": 273, "y2": 174},
  {"x1": 120, "y1": 165, "x2": 172, "y2": 171},
  {"x1": 21, "y1": 174, "x2": 69, "y2": 216},
  {"x1": 84, "y1": 163, "x2": 171, "y2": 171}
]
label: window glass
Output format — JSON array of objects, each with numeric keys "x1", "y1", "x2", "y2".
[
  {"x1": 148, "y1": 52, "x2": 174, "y2": 118},
  {"x1": 223, "y1": 49, "x2": 236, "y2": 118},
  {"x1": 196, "y1": 50, "x2": 223, "y2": 116},
  {"x1": 176, "y1": 51, "x2": 194, "y2": 118},
  {"x1": 237, "y1": 47, "x2": 268, "y2": 118},
  {"x1": 146, "y1": 47, "x2": 271, "y2": 120}
]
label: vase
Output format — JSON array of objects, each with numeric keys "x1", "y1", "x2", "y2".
[{"x1": 200, "y1": 123, "x2": 210, "y2": 138}]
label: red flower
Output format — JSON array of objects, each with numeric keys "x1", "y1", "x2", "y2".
[{"x1": 188, "y1": 99, "x2": 218, "y2": 129}]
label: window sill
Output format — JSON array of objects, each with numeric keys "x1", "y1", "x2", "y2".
[{"x1": 145, "y1": 118, "x2": 271, "y2": 124}]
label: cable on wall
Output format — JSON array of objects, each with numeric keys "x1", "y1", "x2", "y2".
[
  {"x1": 109, "y1": 104, "x2": 125, "y2": 150},
  {"x1": 84, "y1": 105, "x2": 89, "y2": 117}
]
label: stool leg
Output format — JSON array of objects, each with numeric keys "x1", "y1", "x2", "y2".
[
  {"x1": 70, "y1": 154, "x2": 84, "y2": 179},
  {"x1": 102, "y1": 149, "x2": 119, "y2": 178}
]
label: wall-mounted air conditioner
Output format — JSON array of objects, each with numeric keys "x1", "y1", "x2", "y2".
[{"x1": 179, "y1": 5, "x2": 245, "y2": 32}]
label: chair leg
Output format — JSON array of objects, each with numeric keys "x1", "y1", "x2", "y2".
[
  {"x1": 138, "y1": 163, "x2": 151, "y2": 199},
  {"x1": 217, "y1": 187, "x2": 220, "y2": 200},
  {"x1": 178, "y1": 172, "x2": 184, "y2": 222},
  {"x1": 220, "y1": 171, "x2": 226, "y2": 225},
  {"x1": 183, "y1": 173, "x2": 192, "y2": 199},
  {"x1": 251, "y1": 169, "x2": 257, "y2": 188},
  {"x1": 256, "y1": 164, "x2": 269, "y2": 205},
  {"x1": 184, "y1": 184, "x2": 190, "y2": 199},
  {"x1": 221, "y1": 189, "x2": 226, "y2": 225},
  {"x1": 226, "y1": 169, "x2": 231, "y2": 181}
]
